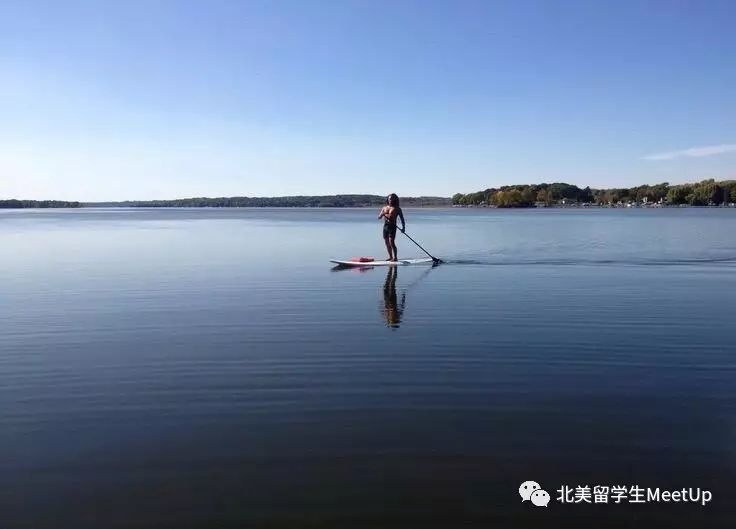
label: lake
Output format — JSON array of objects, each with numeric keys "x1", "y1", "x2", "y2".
[{"x1": 1, "y1": 207, "x2": 735, "y2": 528}]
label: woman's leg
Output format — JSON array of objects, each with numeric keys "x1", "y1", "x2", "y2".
[{"x1": 384, "y1": 236, "x2": 393, "y2": 260}]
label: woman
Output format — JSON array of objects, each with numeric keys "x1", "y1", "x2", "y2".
[{"x1": 378, "y1": 193, "x2": 406, "y2": 261}]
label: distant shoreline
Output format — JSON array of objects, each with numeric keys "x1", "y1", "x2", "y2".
[
  {"x1": 3, "y1": 179, "x2": 736, "y2": 209},
  {"x1": 3, "y1": 203, "x2": 735, "y2": 211},
  {"x1": 1, "y1": 195, "x2": 451, "y2": 209}
]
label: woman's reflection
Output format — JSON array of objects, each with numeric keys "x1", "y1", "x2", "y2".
[{"x1": 381, "y1": 267, "x2": 406, "y2": 328}]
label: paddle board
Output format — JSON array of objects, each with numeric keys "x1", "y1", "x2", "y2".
[{"x1": 330, "y1": 258, "x2": 434, "y2": 267}]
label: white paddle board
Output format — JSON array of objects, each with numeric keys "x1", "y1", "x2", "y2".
[{"x1": 330, "y1": 257, "x2": 434, "y2": 267}]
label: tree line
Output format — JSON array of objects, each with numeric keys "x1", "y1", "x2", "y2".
[
  {"x1": 452, "y1": 180, "x2": 736, "y2": 207},
  {"x1": 0, "y1": 200, "x2": 81, "y2": 209},
  {"x1": 5, "y1": 182, "x2": 735, "y2": 209},
  {"x1": 86, "y1": 195, "x2": 452, "y2": 208}
]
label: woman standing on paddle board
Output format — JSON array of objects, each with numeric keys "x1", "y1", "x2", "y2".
[{"x1": 378, "y1": 193, "x2": 405, "y2": 261}]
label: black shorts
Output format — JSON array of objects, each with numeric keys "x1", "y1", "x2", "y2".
[{"x1": 383, "y1": 222, "x2": 397, "y2": 239}]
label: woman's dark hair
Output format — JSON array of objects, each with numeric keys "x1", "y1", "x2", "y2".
[{"x1": 387, "y1": 193, "x2": 400, "y2": 207}]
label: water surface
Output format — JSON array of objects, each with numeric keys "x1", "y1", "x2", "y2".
[{"x1": 1, "y1": 207, "x2": 735, "y2": 528}]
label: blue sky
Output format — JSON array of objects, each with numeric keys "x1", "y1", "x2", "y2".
[{"x1": 1, "y1": 0, "x2": 735, "y2": 200}]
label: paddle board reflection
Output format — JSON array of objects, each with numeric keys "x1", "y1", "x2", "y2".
[{"x1": 381, "y1": 267, "x2": 406, "y2": 328}]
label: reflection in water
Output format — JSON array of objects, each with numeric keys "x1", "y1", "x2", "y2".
[{"x1": 381, "y1": 267, "x2": 406, "y2": 328}]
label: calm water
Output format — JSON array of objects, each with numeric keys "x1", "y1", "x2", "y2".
[{"x1": 1, "y1": 207, "x2": 735, "y2": 529}]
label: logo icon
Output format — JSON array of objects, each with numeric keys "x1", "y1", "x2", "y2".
[
  {"x1": 519, "y1": 480, "x2": 550, "y2": 507},
  {"x1": 531, "y1": 489, "x2": 550, "y2": 507}
]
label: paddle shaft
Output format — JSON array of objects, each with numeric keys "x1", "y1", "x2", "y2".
[
  {"x1": 401, "y1": 231, "x2": 441, "y2": 263},
  {"x1": 387, "y1": 221, "x2": 442, "y2": 263}
]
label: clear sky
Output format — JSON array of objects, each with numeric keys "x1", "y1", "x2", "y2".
[{"x1": 1, "y1": 0, "x2": 735, "y2": 201}]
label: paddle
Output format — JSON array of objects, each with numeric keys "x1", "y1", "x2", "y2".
[
  {"x1": 400, "y1": 229, "x2": 443, "y2": 264},
  {"x1": 388, "y1": 221, "x2": 443, "y2": 264}
]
